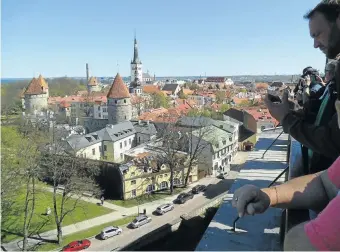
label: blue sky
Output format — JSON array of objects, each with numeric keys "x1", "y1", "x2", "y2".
[{"x1": 2, "y1": 0, "x2": 326, "y2": 78}]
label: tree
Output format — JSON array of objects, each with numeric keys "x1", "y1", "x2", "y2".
[
  {"x1": 149, "y1": 124, "x2": 187, "y2": 194},
  {"x1": 178, "y1": 89, "x2": 187, "y2": 99},
  {"x1": 40, "y1": 129, "x2": 101, "y2": 245},
  {"x1": 149, "y1": 92, "x2": 170, "y2": 109},
  {"x1": 1, "y1": 125, "x2": 43, "y2": 251},
  {"x1": 182, "y1": 117, "x2": 213, "y2": 186},
  {"x1": 215, "y1": 91, "x2": 226, "y2": 104},
  {"x1": 219, "y1": 104, "x2": 230, "y2": 113},
  {"x1": 189, "y1": 83, "x2": 199, "y2": 90},
  {"x1": 81, "y1": 91, "x2": 95, "y2": 117}
]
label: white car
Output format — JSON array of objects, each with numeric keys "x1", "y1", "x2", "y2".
[
  {"x1": 130, "y1": 215, "x2": 152, "y2": 228},
  {"x1": 156, "y1": 203, "x2": 174, "y2": 215},
  {"x1": 100, "y1": 226, "x2": 122, "y2": 240}
]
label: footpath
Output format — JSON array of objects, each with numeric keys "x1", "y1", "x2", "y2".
[{"x1": 2, "y1": 178, "x2": 213, "y2": 251}]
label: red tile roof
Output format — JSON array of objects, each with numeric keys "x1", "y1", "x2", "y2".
[
  {"x1": 107, "y1": 73, "x2": 130, "y2": 99},
  {"x1": 142, "y1": 85, "x2": 160, "y2": 94},
  {"x1": 244, "y1": 108, "x2": 279, "y2": 126},
  {"x1": 24, "y1": 75, "x2": 48, "y2": 95}
]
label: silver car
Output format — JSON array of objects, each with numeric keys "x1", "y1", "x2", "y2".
[
  {"x1": 100, "y1": 226, "x2": 122, "y2": 240},
  {"x1": 130, "y1": 215, "x2": 152, "y2": 228},
  {"x1": 156, "y1": 203, "x2": 174, "y2": 215}
]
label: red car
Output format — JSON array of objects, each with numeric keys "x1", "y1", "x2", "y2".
[{"x1": 62, "y1": 239, "x2": 91, "y2": 251}]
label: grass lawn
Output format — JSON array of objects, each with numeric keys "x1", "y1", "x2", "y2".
[
  {"x1": 1, "y1": 188, "x2": 113, "y2": 243},
  {"x1": 35, "y1": 216, "x2": 136, "y2": 251},
  {"x1": 107, "y1": 187, "x2": 186, "y2": 208}
]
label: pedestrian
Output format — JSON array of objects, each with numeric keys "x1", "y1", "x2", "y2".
[{"x1": 100, "y1": 196, "x2": 104, "y2": 206}]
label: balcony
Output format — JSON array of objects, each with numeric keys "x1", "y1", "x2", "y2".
[{"x1": 196, "y1": 127, "x2": 291, "y2": 251}]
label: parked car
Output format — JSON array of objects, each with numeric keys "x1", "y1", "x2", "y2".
[
  {"x1": 217, "y1": 173, "x2": 225, "y2": 179},
  {"x1": 156, "y1": 203, "x2": 174, "y2": 215},
  {"x1": 176, "y1": 192, "x2": 194, "y2": 204},
  {"x1": 130, "y1": 215, "x2": 152, "y2": 228},
  {"x1": 191, "y1": 185, "x2": 207, "y2": 194},
  {"x1": 62, "y1": 239, "x2": 91, "y2": 251},
  {"x1": 100, "y1": 226, "x2": 123, "y2": 240}
]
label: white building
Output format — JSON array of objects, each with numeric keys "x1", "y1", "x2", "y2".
[
  {"x1": 93, "y1": 100, "x2": 108, "y2": 119},
  {"x1": 190, "y1": 122, "x2": 239, "y2": 177},
  {"x1": 65, "y1": 121, "x2": 136, "y2": 162},
  {"x1": 64, "y1": 120, "x2": 158, "y2": 163}
]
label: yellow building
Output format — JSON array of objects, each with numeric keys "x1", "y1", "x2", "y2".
[{"x1": 120, "y1": 159, "x2": 198, "y2": 200}]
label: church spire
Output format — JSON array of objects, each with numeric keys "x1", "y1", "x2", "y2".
[{"x1": 131, "y1": 32, "x2": 141, "y2": 64}]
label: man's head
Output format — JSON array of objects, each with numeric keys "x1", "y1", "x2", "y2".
[{"x1": 305, "y1": 3, "x2": 340, "y2": 59}]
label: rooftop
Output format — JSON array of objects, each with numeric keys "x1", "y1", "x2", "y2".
[
  {"x1": 24, "y1": 75, "x2": 48, "y2": 95},
  {"x1": 66, "y1": 121, "x2": 136, "y2": 151},
  {"x1": 196, "y1": 128, "x2": 288, "y2": 251},
  {"x1": 107, "y1": 73, "x2": 130, "y2": 99}
]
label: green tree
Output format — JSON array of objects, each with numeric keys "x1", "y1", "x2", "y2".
[
  {"x1": 178, "y1": 89, "x2": 187, "y2": 99},
  {"x1": 219, "y1": 104, "x2": 230, "y2": 113},
  {"x1": 215, "y1": 91, "x2": 226, "y2": 104},
  {"x1": 150, "y1": 92, "x2": 170, "y2": 109}
]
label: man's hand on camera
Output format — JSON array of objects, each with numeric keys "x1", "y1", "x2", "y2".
[{"x1": 264, "y1": 90, "x2": 292, "y2": 123}]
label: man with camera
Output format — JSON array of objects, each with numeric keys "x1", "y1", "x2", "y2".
[
  {"x1": 265, "y1": 3, "x2": 340, "y2": 175},
  {"x1": 232, "y1": 2, "x2": 340, "y2": 250}
]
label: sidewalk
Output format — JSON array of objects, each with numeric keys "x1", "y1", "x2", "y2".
[{"x1": 3, "y1": 179, "x2": 208, "y2": 251}]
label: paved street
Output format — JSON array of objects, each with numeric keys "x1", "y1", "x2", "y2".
[
  {"x1": 87, "y1": 172, "x2": 240, "y2": 251},
  {"x1": 3, "y1": 152, "x2": 248, "y2": 251}
]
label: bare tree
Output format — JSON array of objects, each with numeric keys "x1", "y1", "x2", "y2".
[
  {"x1": 1, "y1": 123, "x2": 43, "y2": 251},
  {"x1": 183, "y1": 118, "x2": 213, "y2": 186},
  {"x1": 149, "y1": 124, "x2": 187, "y2": 194},
  {"x1": 40, "y1": 130, "x2": 101, "y2": 245},
  {"x1": 81, "y1": 91, "x2": 95, "y2": 117}
]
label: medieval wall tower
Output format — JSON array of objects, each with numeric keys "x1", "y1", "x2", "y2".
[
  {"x1": 23, "y1": 75, "x2": 49, "y2": 113},
  {"x1": 107, "y1": 73, "x2": 132, "y2": 124}
]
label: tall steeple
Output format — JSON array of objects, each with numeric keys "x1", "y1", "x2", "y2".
[
  {"x1": 130, "y1": 31, "x2": 143, "y2": 83},
  {"x1": 131, "y1": 32, "x2": 141, "y2": 64}
]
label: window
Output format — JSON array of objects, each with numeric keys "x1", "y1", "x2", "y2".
[
  {"x1": 120, "y1": 142, "x2": 122, "y2": 149},
  {"x1": 173, "y1": 178, "x2": 181, "y2": 185},
  {"x1": 146, "y1": 184, "x2": 155, "y2": 192},
  {"x1": 131, "y1": 189, "x2": 136, "y2": 197},
  {"x1": 124, "y1": 140, "x2": 127, "y2": 147},
  {"x1": 99, "y1": 146, "x2": 102, "y2": 152},
  {"x1": 160, "y1": 181, "x2": 168, "y2": 189},
  {"x1": 104, "y1": 145, "x2": 107, "y2": 151},
  {"x1": 120, "y1": 153, "x2": 123, "y2": 159},
  {"x1": 115, "y1": 100, "x2": 117, "y2": 104},
  {"x1": 129, "y1": 138, "x2": 132, "y2": 145},
  {"x1": 99, "y1": 113, "x2": 101, "y2": 118},
  {"x1": 131, "y1": 180, "x2": 136, "y2": 185},
  {"x1": 125, "y1": 116, "x2": 127, "y2": 119},
  {"x1": 131, "y1": 172, "x2": 135, "y2": 177},
  {"x1": 124, "y1": 99, "x2": 126, "y2": 103},
  {"x1": 98, "y1": 106, "x2": 100, "y2": 111},
  {"x1": 92, "y1": 148, "x2": 95, "y2": 155}
]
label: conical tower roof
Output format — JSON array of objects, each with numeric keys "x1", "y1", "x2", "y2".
[
  {"x1": 107, "y1": 73, "x2": 130, "y2": 99},
  {"x1": 24, "y1": 75, "x2": 48, "y2": 95}
]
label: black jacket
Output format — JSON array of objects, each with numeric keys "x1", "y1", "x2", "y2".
[{"x1": 282, "y1": 82, "x2": 340, "y2": 173}]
